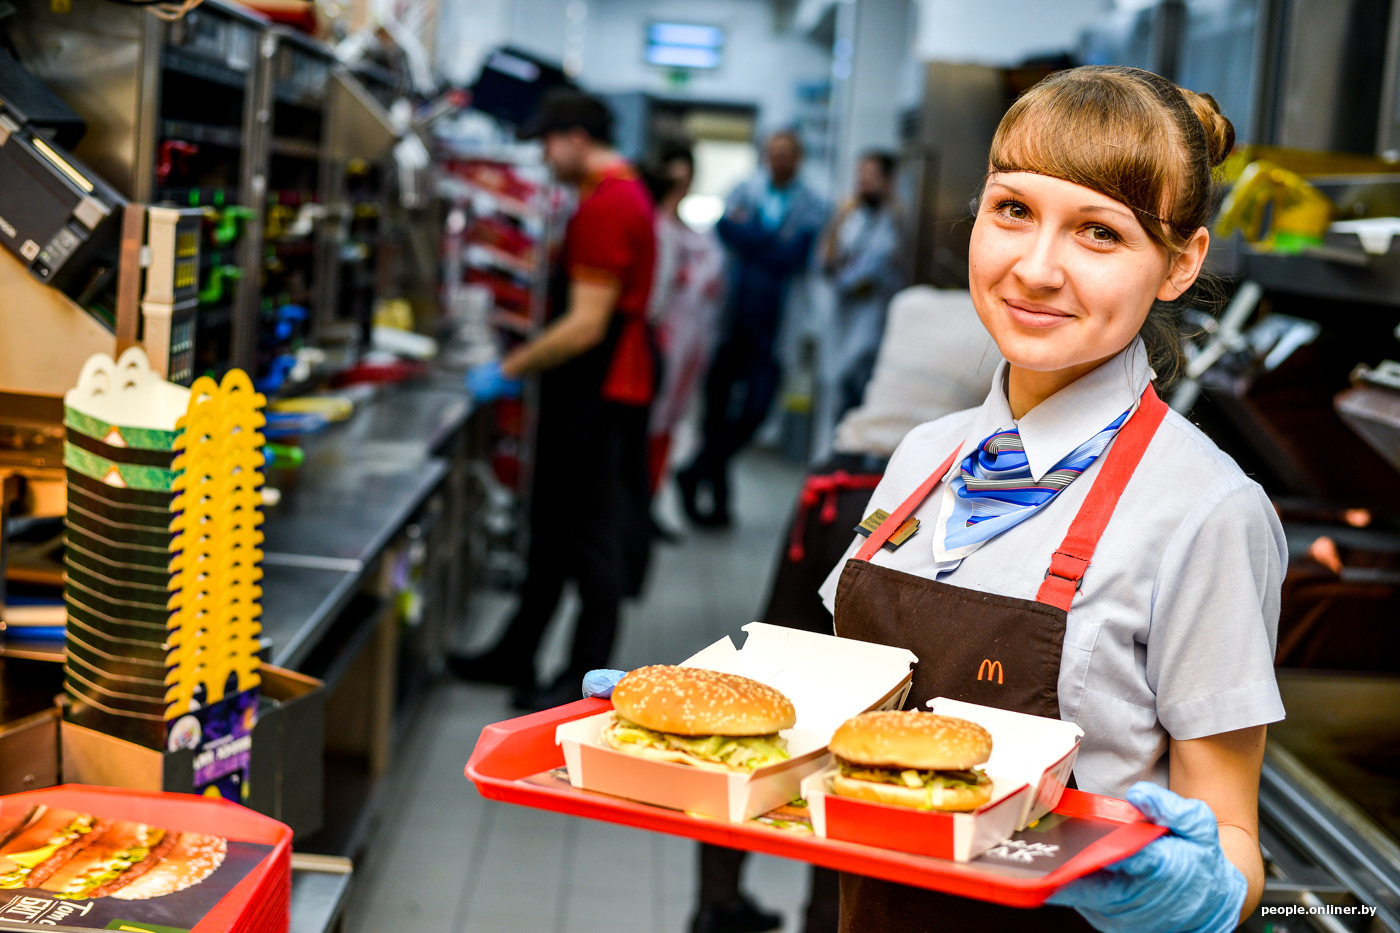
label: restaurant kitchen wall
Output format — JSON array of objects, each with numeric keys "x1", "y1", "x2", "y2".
[
  {"x1": 437, "y1": 0, "x2": 837, "y2": 140},
  {"x1": 580, "y1": 0, "x2": 835, "y2": 137},
  {"x1": 916, "y1": 0, "x2": 1114, "y2": 64}
]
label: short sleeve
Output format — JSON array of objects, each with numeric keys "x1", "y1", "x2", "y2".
[
  {"x1": 568, "y1": 186, "x2": 635, "y2": 285},
  {"x1": 1147, "y1": 481, "x2": 1287, "y2": 740}
]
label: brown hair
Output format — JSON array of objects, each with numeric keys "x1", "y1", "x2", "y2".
[{"x1": 987, "y1": 65, "x2": 1234, "y2": 387}]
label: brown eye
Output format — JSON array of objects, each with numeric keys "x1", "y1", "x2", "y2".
[
  {"x1": 1086, "y1": 224, "x2": 1120, "y2": 243},
  {"x1": 995, "y1": 199, "x2": 1029, "y2": 220}
]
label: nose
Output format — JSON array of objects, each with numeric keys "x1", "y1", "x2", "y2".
[{"x1": 1011, "y1": 228, "x2": 1066, "y2": 292}]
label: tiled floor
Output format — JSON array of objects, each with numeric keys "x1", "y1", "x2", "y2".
[{"x1": 343, "y1": 448, "x2": 816, "y2": 933}]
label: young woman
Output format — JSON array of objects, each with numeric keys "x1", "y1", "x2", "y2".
[{"x1": 814, "y1": 66, "x2": 1283, "y2": 931}]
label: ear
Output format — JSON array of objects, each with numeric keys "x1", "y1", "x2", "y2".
[{"x1": 1158, "y1": 227, "x2": 1210, "y2": 301}]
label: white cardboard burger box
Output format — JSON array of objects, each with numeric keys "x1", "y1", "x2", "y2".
[
  {"x1": 555, "y1": 622, "x2": 917, "y2": 822},
  {"x1": 801, "y1": 698, "x2": 1084, "y2": 862}
]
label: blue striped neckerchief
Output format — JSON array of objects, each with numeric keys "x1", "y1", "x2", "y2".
[
  {"x1": 941, "y1": 407, "x2": 1132, "y2": 553},
  {"x1": 923, "y1": 342, "x2": 1153, "y2": 569}
]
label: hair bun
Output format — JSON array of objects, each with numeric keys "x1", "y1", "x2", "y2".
[{"x1": 1184, "y1": 90, "x2": 1235, "y2": 167}]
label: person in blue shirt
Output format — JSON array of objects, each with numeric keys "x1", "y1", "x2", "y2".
[{"x1": 676, "y1": 130, "x2": 828, "y2": 527}]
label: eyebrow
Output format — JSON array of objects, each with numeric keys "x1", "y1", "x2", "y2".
[{"x1": 985, "y1": 181, "x2": 1138, "y2": 223}]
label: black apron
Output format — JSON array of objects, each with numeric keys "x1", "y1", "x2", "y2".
[{"x1": 832, "y1": 385, "x2": 1168, "y2": 932}]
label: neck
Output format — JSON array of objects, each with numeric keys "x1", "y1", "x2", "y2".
[
  {"x1": 1005, "y1": 357, "x2": 1109, "y2": 420},
  {"x1": 584, "y1": 146, "x2": 621, "y2": 178}
]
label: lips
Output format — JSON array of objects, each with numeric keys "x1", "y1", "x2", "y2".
[{"x1": 1003, "y1": 298, "x2": 1074, "y2": 329}]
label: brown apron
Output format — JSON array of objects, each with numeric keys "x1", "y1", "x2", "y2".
[{"x1": 833, "y1": 385, "x2": 1168, "y2": 933}]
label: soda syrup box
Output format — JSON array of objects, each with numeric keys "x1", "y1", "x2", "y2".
[
  {"x1": 555, "y1": 622, "x2": 916, "y2": 822},
  {"x1": 803, "y1": 698, "x2": 1084, "y2": 862}
]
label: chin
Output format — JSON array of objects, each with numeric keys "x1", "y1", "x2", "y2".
[{"x1": 988, "y1": 336, "x2": 1081, "y2": 375}]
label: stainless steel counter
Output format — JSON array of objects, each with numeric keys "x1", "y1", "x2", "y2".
[
  {"x1": 256, "y1": 383, "x2": 468, "y2": 668},
  {"x1": 1261, "y1": 671, "x2": 1400, "y2": 928}
]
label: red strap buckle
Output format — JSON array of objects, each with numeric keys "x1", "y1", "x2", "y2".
[{"x1": 1044, "y1": 550, "x2": 1090, "y2": 591}]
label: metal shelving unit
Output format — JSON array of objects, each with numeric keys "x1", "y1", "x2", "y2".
[{"x1": 10, "y1": 0, "x2": 270, "y2": 383}]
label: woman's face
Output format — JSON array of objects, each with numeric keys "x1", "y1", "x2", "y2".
[
  {"x1": 969, "y1": 171, "x2": 1202, "y2": 392},
  {"x1": 665, "y1": 158, "x2": 693, "y2": 199}
]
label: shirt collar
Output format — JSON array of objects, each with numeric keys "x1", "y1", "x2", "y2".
[
  {"x1": 966, "y1": 338, "x2": 1152, "y2": 482},
  {"x1": 578, "y1": 159, "x2": 636, "y2": 200}
]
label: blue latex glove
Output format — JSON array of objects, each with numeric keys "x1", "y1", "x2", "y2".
[
  {"x1": 582, "y1": 669, "x2": 627, "y2": 699},
  {"x1": 465, "y1": 361, "x2": 522, "y2": 403},
  {"x1": 1046, "y1": 782, "x2": 1247, "y2": 933}
]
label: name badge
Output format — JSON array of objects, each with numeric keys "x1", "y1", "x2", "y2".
[{"x1": 854, "y1": 508, "x2": 920, "y2": 551}]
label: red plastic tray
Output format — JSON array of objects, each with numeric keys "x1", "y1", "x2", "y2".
[{"x1": 466, "y1": 699, "x2": 1168, "y2": 908}]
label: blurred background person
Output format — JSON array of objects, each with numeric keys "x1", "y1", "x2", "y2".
[
  {"x1": 451, "y1": 90, "x2": 657, "y2": 712},
  {"x1": 676, "y1": 129, "x2": 828, "y2": 528},
  {"x1": 644, "y1": 143, "x2": 726, "y2": 529},
  {"x1": 821, "y1": 150, "x2": 903, "y2": 424},
  {"x1": 689, "y1": 286, "x2": 1000, "y2": 933}
]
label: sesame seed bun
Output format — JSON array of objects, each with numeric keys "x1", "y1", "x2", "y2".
[
  {"x1": 611, "y1": 665, "x2": 796, "y2": 736},
  {"x1": 829, "y1": 711, "x2": 992, "y2": 771}
]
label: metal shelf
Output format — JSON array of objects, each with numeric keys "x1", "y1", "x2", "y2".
[
  {"x1": 161, "y1": 48, "x2": 250, "y2": 91},
  {"x1": 1234, "y1": 249, "x2": 1400, "y2": 309},
  {"x1": 160, "y1": 119, "x2": 245, "y2": 149},
  {"x1": 271, "y1": 137, "x2": 324, "y2": 161}
]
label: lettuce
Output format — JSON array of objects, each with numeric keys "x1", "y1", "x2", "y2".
[{"x1": 611, "y1": 717, "x2": 790, "y2": 771}]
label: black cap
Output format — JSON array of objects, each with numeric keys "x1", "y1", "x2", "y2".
[{"x1": 518, "y1": 88, "x2": 614, "y2": 144}]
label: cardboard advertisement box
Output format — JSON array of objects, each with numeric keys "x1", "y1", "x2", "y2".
[
  {"x1": 60, "y1": 665, "x2": 325, "y2": 838},
  {"x1": 556, "y1": 622, "x2": 916, "y2": 822},
  {"x1": 803, "y1": 698, "x2": 1084, "y2": 862}
]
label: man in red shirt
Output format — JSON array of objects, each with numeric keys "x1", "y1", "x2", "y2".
[{"x1": 452, "y1": 90, "x2": 657, "y2": 712}]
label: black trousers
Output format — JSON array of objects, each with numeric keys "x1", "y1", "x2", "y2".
[
  {"x1": 683, "y1": 329, "x2": 782, "y2": 507},
  {"x1": 492, "y1": 395, "x2": 649, "y2": 681}
]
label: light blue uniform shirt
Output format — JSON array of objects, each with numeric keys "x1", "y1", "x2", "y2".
[{"x1": 818, "y1": 339, "x2": 1287, "y2": 798}]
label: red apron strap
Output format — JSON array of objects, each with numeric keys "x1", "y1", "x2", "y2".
[
  {"x1": 854, "y1": 448, "x2": 961, "y2": 562},
  {"x1": 1035, "y1": 384, "x2": 1169, "y2": 611}
]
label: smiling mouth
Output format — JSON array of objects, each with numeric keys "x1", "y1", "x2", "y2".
[{"x1": 1004, "y1": 299, "x2": 1073, "y2": 326}]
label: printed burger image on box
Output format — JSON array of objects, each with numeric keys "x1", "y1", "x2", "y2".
[
  {"x1": 0, "y1": 804, "x2": 270, "y2": 932},
  {"x1": 555, "y1": 623, "x2": 917, "y2": 821}
]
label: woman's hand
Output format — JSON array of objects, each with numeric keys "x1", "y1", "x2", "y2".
[{"x1": 1046, "y1": 781, "x2": 1246, "y2": 932}]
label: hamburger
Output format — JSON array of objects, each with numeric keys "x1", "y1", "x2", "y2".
[
  {"x1": 828, "y1": 710, "x2": 994, "y2": 811},
  {"x1": 600, "y1": 665, "x2": 796, "y2": 772},
  {"x1": 0, "y1": 805, "x2": 227, "y2": 900}
]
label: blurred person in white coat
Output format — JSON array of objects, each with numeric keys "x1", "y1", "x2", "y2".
[
  {"x1": 644, "y1": 144, "x2": 725, "y2": 508},
  {"x1": 822, "y1": 151, "x2": 903, "y2": 422}
]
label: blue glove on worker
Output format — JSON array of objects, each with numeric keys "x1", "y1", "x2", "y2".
[
  {"x1": 1047, "y1": 781, "x2": 1247, "y2": 933},
  {"x1": 465, "y1": 361, "x2": 522, "y2": 403},
  {"x1": 582, "y1": 669, "x2": 627, "y2": 699}
]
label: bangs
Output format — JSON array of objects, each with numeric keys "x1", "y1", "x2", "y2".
[{"x1": 988, "y1": 75, "x2": 1183, "y2": 244}]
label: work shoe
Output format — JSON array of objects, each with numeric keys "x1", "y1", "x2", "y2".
[{"x1": 689, "y1": 895, "x2": 783, "y2": 933}]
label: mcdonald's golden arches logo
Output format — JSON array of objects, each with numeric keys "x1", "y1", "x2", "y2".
[{"x1": 977, "y1": 659, "x2": 1003, "y2": 685}]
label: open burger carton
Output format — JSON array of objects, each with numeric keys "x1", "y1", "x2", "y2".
[
  {"x1": 802, "y1": 698, "x2": 1084, "y2": 862},
  {"x1": 555, "y1": 622, "x2": 917, "y2": 821}
]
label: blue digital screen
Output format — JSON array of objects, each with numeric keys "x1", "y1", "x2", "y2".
[{"x1": 646, "y1": 22, "x2": 724, "y2": 69}]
